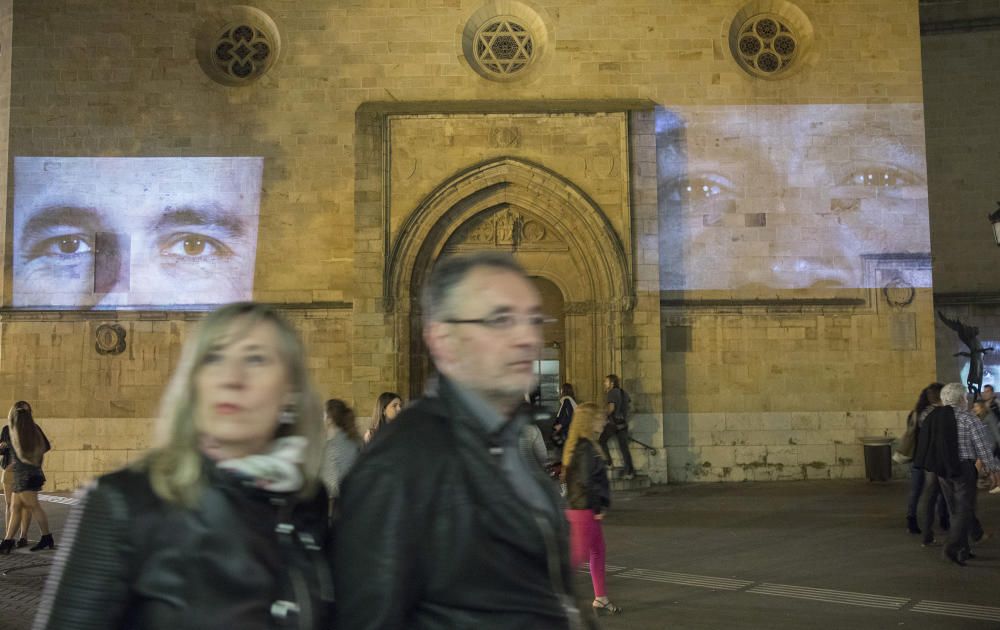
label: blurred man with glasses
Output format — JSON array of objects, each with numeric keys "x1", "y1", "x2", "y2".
[{"x1": 335, "y1": 251, "x2": 592, "y2": 629}]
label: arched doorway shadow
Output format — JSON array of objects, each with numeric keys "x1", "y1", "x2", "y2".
[{"x1": 386, "y1": 157, "x2": 633, "y2": 404}]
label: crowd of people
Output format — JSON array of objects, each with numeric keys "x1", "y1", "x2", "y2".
[
  {"x1": 900, "y1": 381, "x2": 1000, "y2": 565},
  {"x1": 11, "y1": 248, "x2": 998, "y2": 626},
  {"x1": 17, "y1": 251, "x2": 636, "y2": 629}
]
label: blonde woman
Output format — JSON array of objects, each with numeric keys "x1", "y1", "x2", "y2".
[
  {"x1": 1, "y1": 400, "x2": 44, "y2": 549},
  {"x1": 563, "y1": 402, "x2": 621, "y2": 615},
  {"x1": 0, "y1": 402, "x2": 52, "y2": 552},
  {"x1": 34, "y1": 303, "x2": 333, "y2": 629}
]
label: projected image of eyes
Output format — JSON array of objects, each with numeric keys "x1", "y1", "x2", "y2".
[
  {"x1": 656, "y1": 104, "x2": 931, "y2": 292},
  {"x1": 12, "y1": 157, "x2": 264, "y2": 309}
]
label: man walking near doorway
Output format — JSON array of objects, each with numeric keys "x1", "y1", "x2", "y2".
[
  {"x1": 334, "y1": 251, "x2": 591, "y2": 628},
  {"x1": 599, "y1": 374, "x2": 636, "y2": 480}
]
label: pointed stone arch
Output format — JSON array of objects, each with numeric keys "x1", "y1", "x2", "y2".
[
  {"x1": 385, "y1": 157, "x2": 633, "y2": 313},
  {"x1": 384, "y1": 157, "x2": 635, "y2": 401}
]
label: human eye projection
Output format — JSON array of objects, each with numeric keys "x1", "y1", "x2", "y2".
[
  {"x1": 159, "y1": 234, "x2": 233, "y2": 258},
  {"x1": 656, "y1": 103, "x2": 931, "y2": 295},
  {"x1": 11, "y1": 157, "x2": 263, "y2": 309}
]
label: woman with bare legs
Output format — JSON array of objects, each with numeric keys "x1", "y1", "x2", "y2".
[
  {"x1": 1, "y1": 402, "x2": 36, "y2": 547},
  {"x1": 0, "y1": 402, "x2": 53, "y2": 552}
]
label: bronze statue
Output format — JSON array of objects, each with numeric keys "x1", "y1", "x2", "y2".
[{"x1": 938, "y1": 310, "x2": 992, "y2": 399}]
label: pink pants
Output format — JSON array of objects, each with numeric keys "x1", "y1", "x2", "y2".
[{"x1": 565, "y1": 508, "x2": 606, "y2": 598}]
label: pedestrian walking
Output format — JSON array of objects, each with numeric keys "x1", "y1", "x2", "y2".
[
  {"x1": 1, "y1": 401, "x2": 42, "y2": 548},
  {"x1": 321, "y1": 398, "x2": 361, "y2": 501},
  {"x1": 552, "y1": 383, "x2": 577, "y2": 452},
  {"x1": 914, "y1": 382, "x2": 1000, "y2": 566},
  {"x1": 364, "y1": 391, "x2": 402, "y2": 443},
  {"x1": 599, "y1": 374, "x2": 636, "y2": 479},
  {"x1": 334, "y1": 251, "x2": 594, "y2": 629},
  {"x1": 0, "y1": 402, "x2": 53, "y2": 552},
  {"x1": 33, "y1": 302, "x2": 333, "y2": 628},
  {"x1": 564, "y1": 402, "x2": 622, "y2": 616},
  {"x1": 901, "y1": 383, "x2": 944, "y2": 535}
]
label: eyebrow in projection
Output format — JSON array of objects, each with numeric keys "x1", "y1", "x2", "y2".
[
  {"x1": 20, "y1": 205, "x2": 106, "y2": 242},
  {"x1": 151, "y1": 206, "x2": 249, "y2": 236}
]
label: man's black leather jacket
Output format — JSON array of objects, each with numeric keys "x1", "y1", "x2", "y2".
[{"x1": 333, "y1": 377, "x2": 598, "y2": 629}]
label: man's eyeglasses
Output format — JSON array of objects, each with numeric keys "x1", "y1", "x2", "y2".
[{"x1": 444, "y1": 313, "x2": 558, "y2": 330}]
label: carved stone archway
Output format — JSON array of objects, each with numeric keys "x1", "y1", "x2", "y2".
[{"x1": 385, "y1": 157, "x2": 633, "y2": 402}]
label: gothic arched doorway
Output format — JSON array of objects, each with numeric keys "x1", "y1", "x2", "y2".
[{"x1": 387, "y1": 158, "x2": 633, "y2": 405}]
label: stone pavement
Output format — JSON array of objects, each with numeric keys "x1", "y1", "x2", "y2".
[{"x1": 4, "y1": 480, "x2": 1000, "y2": 629}]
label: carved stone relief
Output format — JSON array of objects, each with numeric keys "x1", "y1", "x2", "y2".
[
  {"x1": 586, "y1": 155, "x2": 615, "y2": 178},
  {"x1": 444, "y1": 205, "x2": 566, "y2": 252},
  {"x1": 490, "y1": 126, "x2": 521, "y2": 148}
]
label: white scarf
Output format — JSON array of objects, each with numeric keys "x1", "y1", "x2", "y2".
[{"x1": 216, "y1": 436, "x2": 307, "y2": 493}]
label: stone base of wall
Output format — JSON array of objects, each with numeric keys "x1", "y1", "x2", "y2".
[
  {"x1": 37, "y1": 417, "x2": 153, "y2": 491},
  {"x1": 664, "y1": 410, "x2": 908, "y2": 482}
]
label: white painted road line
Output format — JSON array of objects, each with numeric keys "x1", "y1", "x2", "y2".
[
  {"x1": 911, "y1": 600, "x2": 1000, "y2": 622},
  {"x1": 748, "y1": 583, "x2": 909, "y2": 610},
  {"x1": 581, "y1": 563, "x2": 628, "y2": 573},
  {"x1": 617, "y1": 568, "x2": 753, "y2": 591},
  {"x1": 22, "y1": 499, "x2": 1000, "y2": 625},
  {"x1": 38, "y1": 494, "x2": 79, "y2": 506}
]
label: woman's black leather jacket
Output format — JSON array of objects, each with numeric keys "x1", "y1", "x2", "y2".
[
  {"x1": 33, "y1": 460, "x2": 333, "y2": 630},
  {"x1": 565, "y1": 440, "x2": 610, "y2": 513}
]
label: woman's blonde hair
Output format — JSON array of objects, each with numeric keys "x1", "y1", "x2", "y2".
[
  {"x1": 562, "y1": 402, "x2": 604, "y2": 469},
  {"x1": 138, "y1": 302, "x2": 324, "y2": 507}
]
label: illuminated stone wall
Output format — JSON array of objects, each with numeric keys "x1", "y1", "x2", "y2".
[{"x1": 0, "y1": 0, "x2": 940, "y2": 485}]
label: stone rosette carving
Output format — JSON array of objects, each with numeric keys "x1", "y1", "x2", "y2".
[
  {"x1": 95, "y1": 323, "x2": 127, "y2": 356},
  {"x1": 586, "y1": 155, "x2": 615, "y2": 178},
  {"x1": 727, "y1": 1, "x2": 815, "y2": 81},
  {"x1": 196, "y1": 6, "x2": 282, "y2": 87},
  {"x1": 521, "y1": 220, "x2": 546, "y2": 242},
  {"x1": 882, "y1": 277, "x2": 915, "y2": 308},
  {"x1": 490, "y1": 126, "x2": 521, "y2": 148}
]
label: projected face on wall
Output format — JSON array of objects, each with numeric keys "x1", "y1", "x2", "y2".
[
  {"x1": 12, "y1": 157, "x2": 263, "y2": 308},
  {"x1": 657, "y1": 104, "x2": 930, "y2": 293}
]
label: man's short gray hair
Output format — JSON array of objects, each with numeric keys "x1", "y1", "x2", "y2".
[
  {"x1": 420, "y1": 251, "x2": 529, "y2": 324},
  {"x1": 940, "y1": 382, "x2": 970, "y2": 408}
]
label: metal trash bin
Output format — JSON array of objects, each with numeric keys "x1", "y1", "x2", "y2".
[{"x1": 860, "y1": 437, "x2": 894, "y2": 482}]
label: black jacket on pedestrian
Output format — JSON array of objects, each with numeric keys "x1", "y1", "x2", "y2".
[
  {"x1": 333, "y1": 376, "x2": 593, "y2": 630},
  {"x1": 565, "y1": 440, "x2": 610, "y2": 514},
  {"x1": 913, "y1": 405, "x2": 962, "y2": 478},
  {"x1": 33, "y1": 461, "x2": 333, "y2": 630}
]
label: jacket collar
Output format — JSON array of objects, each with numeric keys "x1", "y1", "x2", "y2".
[{"x1": 427, "y1": 374, "x2": 530, "y2": 442}]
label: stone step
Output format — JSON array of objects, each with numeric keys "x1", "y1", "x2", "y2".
[
  {"x1": 608, "y1": 467, "x2": 640, "y2": 480},
  {"x1": 611, "y1": 475, "x2": 651, "y2": 492}
]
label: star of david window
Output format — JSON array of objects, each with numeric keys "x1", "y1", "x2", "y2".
[{"x1": 474, "y1": 18, "x2": 535, "y2": 77}]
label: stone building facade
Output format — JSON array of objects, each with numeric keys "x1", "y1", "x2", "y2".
[{"x1": 0, "y1": 0, "x2": 989, "y2": 489}]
